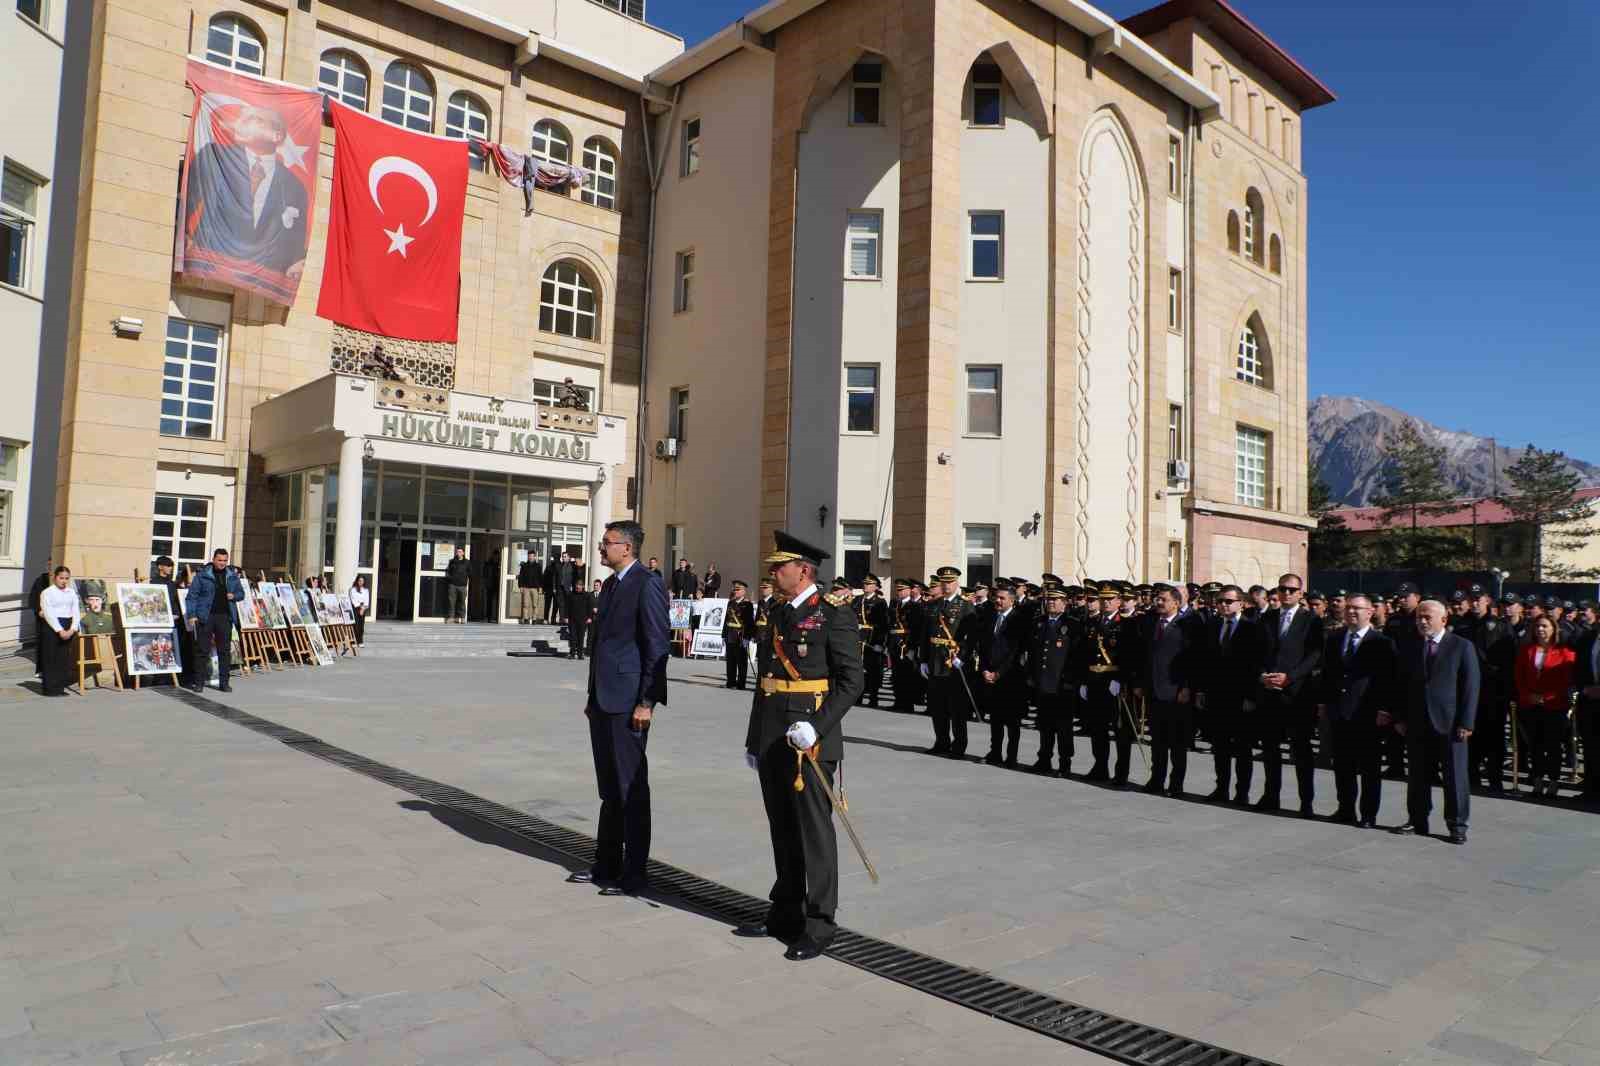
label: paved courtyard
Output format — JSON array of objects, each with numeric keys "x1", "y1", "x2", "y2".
[{"x1": 2, "y1": 644, "x2": 1599, "y2": 1065}]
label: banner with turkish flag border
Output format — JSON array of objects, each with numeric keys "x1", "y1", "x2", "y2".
[
  {"x1": 317, "y1": 101, "x2": 469, "y2": 342},
  {"x1": 177, "y1": 59, "x2": 322, "y2": 305}
]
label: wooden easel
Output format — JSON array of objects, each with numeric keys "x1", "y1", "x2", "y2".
[
  {"x1": 76, "y1": 633, "x2": 123, "y2": 691},
  {"x1": 113, "y1": 589, "x2": 181, "y2": 691},
  {"x1": 288, "y1": 625, "x2": 317, "y2": 665},
  {"x1": 237, "y1": 628, "x2": 267, "y2": 673}
]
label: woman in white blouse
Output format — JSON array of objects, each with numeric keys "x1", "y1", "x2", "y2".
[
  {"x1": 349, "y1": 575, "x2": 370, "y2": 646},
  {"x1": 37, "y1": 566, "x2": 81, "y2": 697}
]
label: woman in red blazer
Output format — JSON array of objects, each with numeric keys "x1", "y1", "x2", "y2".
[{"x1": 1514, "y1": 615, "x2": 1576, "y2": 796}]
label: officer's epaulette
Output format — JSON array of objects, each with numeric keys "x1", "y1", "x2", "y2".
[{"x1": 824, "y1": 589, "x2": 853, "y2": 608}]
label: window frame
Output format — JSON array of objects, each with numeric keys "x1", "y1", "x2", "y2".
[
  {"x1": 1234, "y1": 425, "x2": 1270, "y2": 509},
  {"x1": 532, "y1": 377, "x2": 596, "y2": 409},
  {"x1": 963, "y1": 524, "x2": 999, "y2": 588},
  {"x1": 1236, "y1": 325, "x2": 1263, "y2": 386},
  {"x1": 841, "y1": 522, "x2": 874, "y2": 584},
  {"x1": 849, "y1": 60, "x2": 883, "y2": 126},
  {"x1": 970, "y1": 62, "x2": 1004, "y2": 128},
  {"x1": 1, "y1": 163, "x2": 42, "y2": 293},
  {"x1": 0, "y1": 440, "x2": 20, "y2": 563},
  {"x1": 381, "y1": 62, "x2": 434, "y2": 133},
  {"x1": 1167, "y1": 135, "x2": 1182, "y2": 198},
  {"x1": 668, "y1": 386, "x2": 689, "y2": 442},
  {"x1": 1167, "y1": 267, "x2": 1183, "y2": 333},
  {"x1": 580, "y1": 137, "x2": 618, "y2": 210},
  {"x1": 151, "y1": 492, "x2": 213, "y2": 571},
  {"x1": 843, "y1": 363, "x2": 880, "y2": 435},
  {"x1": 967, "y1": 210, "x2": 1004, "y2": 281},
  {"x1": 161, "y1": 315, "x2": 227, "y2": 441},
  {"x1": 1168, "y1": 404, "x2": 1185, "y2": 464},
  {"x1": 673, "y1": 249, "x2": 695, "y2": 313},
  {"x1": 538, "y1": 261, "x2": 598, "y2": 341},
  {"x1": 529, "y1": 119, "x2": 572, "y2": 166},
  {"x1": 17, "y1": 0, "x2": 44, "y2": 29},
  {"x1": 680, "y1": 117, "x2": 701, "y2": 177},
  {"x1": 205, "y1": 13, "x2": 265, "y2": 76},
  {"x1": 964, "y1": 364, "x2": 1003, "y2": 438},
  {"x1": 317, "y1": 49, "x2": 369, "y2": 110},
  {"x1": 844, "y1": 209, "x2": 882, "y2": 280},
  {"x1": 444, "y1": 92, "x2": 491, "y2": 170},
  {"x1": 1242, "y1": 202, "x2": 1256, "y2": 261},
  {"x1": 667, "y1": 524, "x2": 685, "y2": 572}
]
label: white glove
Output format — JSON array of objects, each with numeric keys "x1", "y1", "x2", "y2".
[
  {"x1": 745, "y1": 752, "x2": 759, "y2": 771},
  {"x1": 951, "y1": 657, "x2": 963, "y2": 671},
  {"x1": 919, "y1": 663, "x2": 930, "y2": 679},
  {"x1": 786, "y1": 721, "x2": 818, "y2": 750},
  {"x1": 1109, "y1": 680, "x2": 1122, "y2": 697},
  {"x1": 1079, "y1": 685, "x2": 1088, "y2": 700}
]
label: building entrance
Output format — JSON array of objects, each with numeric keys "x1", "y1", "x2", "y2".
[{"x1": 375, "y1": 533, "x2": 416, "y2": 621}]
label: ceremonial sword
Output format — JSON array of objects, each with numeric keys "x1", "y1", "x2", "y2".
[{"x1": 796, "y1": 748, "x2": 880, "y2": 884}]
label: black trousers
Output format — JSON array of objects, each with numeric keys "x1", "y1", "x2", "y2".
[
  {"x1": 1208, "y1": 699, "x2": 1254, "y2": 798},
  {"x1": 757, "y1": 743, "x2": 839, "y2": 945},
  {"x1": 1257, "y1": 694, "x2": 1315, "y2": 806},
  {"x1": 568, "y1": 613, "x2": 591, "y2": 657},
  {"x1": 1082, "y1": 686, "x2": 1133, "y2": 779},
  {"x1": 861, "y1": 647, "x2": 884, "y2": 704},
  {"x1": 39, "y1": 621, "x2": 74, "y2": 695},
  {"x1": 1469, "y1": 695, "x2": 1507, "y2": 788},
  {"x1": 891, "y1": 654, "x2": 919, "y2": 709},
  {"x1": 586, "y1": 707, "x2": 651, "y2": 889},
  {"x1": 1525, "y1": 708, "x2": 1567, "y2": 783},
  {"x1": 984, "y1": 676, "x2": 1023, "y2": 763},
  {"x1": 195, "y1": 613, "x2": 232, "y2": 687},
  {"x1": 1034, "y1": 688, "x2": 1075, "y2": 768},
  {"x1": 1406, "y1": 727, "x2": 1469, "y2": 830},
  {"x1": 725, "y1": 640, "x2": 748, "y2": 688},
  {"x1": 926, "y1": 674, "x2": 968, "y2": 753},
  {"x1": 1382, "y1": 727, "x2": 1408, "y2": 776},
  {"x1": 545, "y1": 589, "x2": 561, "y2": 623},
  {"x1": 1148, "y1": 698, "x2": 1194, "y2": 791},
  {"x1": 352, "y1": 608, "x2": 366, "y2": 645},
  {"x1": 1330, "y1": 715, "x2": 1382, "y2": 821},
  {"x1": 1580, "y1": 699, "x2": 1600, "y2": 797}
]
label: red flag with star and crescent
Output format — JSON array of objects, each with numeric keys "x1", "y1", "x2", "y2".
[{"x1": 317, "y1": 101, "x2": 468, "y2": 342}]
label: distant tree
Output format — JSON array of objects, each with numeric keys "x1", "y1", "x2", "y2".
[
  {"x1": 1495, "y1": 445, "x2": 1600, "y2": 582},
  {"x1": 1308, "y1": 464, "x2": 1357, "y2": 570},
  {"x1": 1370, "y1": 419, "x2": 1471, "y2": 568}
]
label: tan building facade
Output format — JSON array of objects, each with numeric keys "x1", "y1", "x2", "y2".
[
  {"x1": 637, "y1": 0, "x2": 1332, "y2": 590},
  {"x1": 42, "y1": 0, "x2": 682, "y2": 624}
]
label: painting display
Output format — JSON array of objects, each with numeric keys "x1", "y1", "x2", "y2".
[
  {"x1": 304, "y1": 624, "x2": 335, "y2": 666},
  {"x1": 127, "y1": 630, "x2": 183, "y2": 676},
  {"x1": 253, "y1": 583, "x2": 287, "y2": 629},
  {"x1": 117, "y1": 583, "x2": 174, "y2": 629},
  {"x1": 336, "y1": 593, "x2": 355, "y2": 624},
  {"x1": 236, "y1": 587, "x2": 260, "y2": 630},
  {"x1": 321, "y1": 593, "x2": 341, "y2": 625},
  {"x1": 274, "y1": 583, "x2": 307, "y2": 626}
]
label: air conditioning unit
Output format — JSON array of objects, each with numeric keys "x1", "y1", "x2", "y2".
[
  {"x1": 654, "y1": 438, "x2": 679, "y2": 460},
  {"x1": 1167, "y1": 459, "x2": 1190, "y2": 482}
]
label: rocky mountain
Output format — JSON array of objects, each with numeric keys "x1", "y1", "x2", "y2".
[{"x1": 1309, "y1": 395, "x2": 1600, "y2": 506}]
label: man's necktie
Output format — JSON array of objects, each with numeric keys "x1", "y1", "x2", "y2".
[
  {"x1": 250, "y1": 161, "x2": 266, "y2": 207},
  {"x1": 1345, "y1": 633, "x2": 1359, "y2": 660},
  {"x1": 1425, "y1": 637, "x2": 1438, "y2": 677},
  {"x1": 1280, "y1": 609, "x2": 1292, "y2": 637},
  {"x1": 1223, "y1": 618, "x2": 1235, "y2": 646}
]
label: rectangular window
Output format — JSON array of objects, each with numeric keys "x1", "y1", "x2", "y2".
[
  {"x1": 844, "y1": 364, "x2": 879, "y2": 433},
  {"x1": 850, "y1": 61, "x2": 881, "y2": 125},
  {"x1": 680, "y1": 117, "x2": 700, "y2": 177},
  {"x1": 161, "y1": 317, "x2": 224, "y2": 439},
  {"x1": 963, "y1": 525, "x2": 997, "y2": 588},
  {"x1": 841, "y1": 522, "x2": 873, "y2": 585},
  {"x1": 1167, "y1": 268, "x2": 1183, "y2": 332},
  {"x1": 668, "y1": 386, "x2": 689, "y2": 441},
  {"x1": 1167, "y1": 136, "x2": 1182, "y2": 198},
  {"x1": 1243, "y1": 206, "x2": 1255, "y2": 260},
  {"x1": 18, "y1": 0, "x2": 44, "y2": 27},
  {"x1": 1235, "y1": 425, "x2": 1269, "y2": 509},
  {"x1": 968, "y1": 211, "x2": 1003, "y2": 280},
  {"x1": 667, "y1": 524, "x2": 685, "y2": 572},
  {"x1": 152, "y1": 493, "x2": 212, "y2": 569},
  {"x1": 0, "y1": 441, "x2": 18, "y2": 560},
  {"x1": 2, "y1": 164, "x2": 41, "y2": 290},
  {"x1": 845, "y1": 210, "x2": 881, "y2": 279},
  {"x1": 674, "y1": 249, "x2": 694, "y2": 312},
  {"x1": 971, "y1": 62, "x2": 1003, "y2": 127},
  {"x1": 965, "y1": 366, "x2": 1001, "y2": 437},
  {"x1": 1168, "y1": 540, "x2": 1183, "y2": 582},
  {"x1": 531, "y1": 377, "x2": 595, "y2": 409},
  {"x1": 1168, "y1": 404, "x2": 1184, "y2": 463}
]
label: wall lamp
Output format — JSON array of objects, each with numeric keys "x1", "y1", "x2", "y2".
[{"x1": 817, "y1": 504, "x2": 829, "y2": 528}]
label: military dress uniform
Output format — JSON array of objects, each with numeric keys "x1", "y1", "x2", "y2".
[
  {"x1": 921, "y1": 567, "x2": 976, "y2": 756},
  {"x1": 888, "y1": 581, "x2": 921, "y2": 711},
  {"x1": 743, "y1": 532, "x2": 864, "y2": 958},
  {"x1": 722, "y1": 587, "x2": 757, "y2": 690},
  {"x1": 856, "y1": 579, "x2": 892, "y2": 707},
  {"x1": 1029, "y1": 590, "x2": 1080, "y2": 775},
  {"x1": 1076, "y1": 582, "x2": 1135, "y2": 783}
]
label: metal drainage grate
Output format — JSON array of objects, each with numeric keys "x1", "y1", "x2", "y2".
[{"x1": 160, "y1": 687, "x2": 1279, "y2": 1066}]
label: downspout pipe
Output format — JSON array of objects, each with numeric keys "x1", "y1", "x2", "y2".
[{"x1": 633, "y1": 83, "x2": 681, "y2": 519}]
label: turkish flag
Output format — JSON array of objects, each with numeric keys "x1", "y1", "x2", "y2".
[{"x1": 317, "y1": 101, "x2": 468, "y2": 342}]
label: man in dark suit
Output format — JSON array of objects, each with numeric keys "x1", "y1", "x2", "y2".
[
  {"x1": 1135, "y1": 582, "x2": 1200, "y2": 797},
  {"x1": 978, "y1": 582, "x2": 1029, "y2": 767},
  {"x1": 1317, "y1": 594, "x2": 1397, "y2": 827},
  {"x1": 1395, "y1": 600, "x2": 1479, "y2": 844},
  {"x1": 568, "y1": 521, "x2": 669, "y2": 895},
  {"x1": 1572, "y1": 624, "x2": 1600, "y2": 806},
  {"x1": 566, "y1": 579, "x2": 596, "y2": 660},
  {"x1": 1255, "y1": 573, "x2": 1324, "y2": 816},
  {"x1": 1197, "y1": 584, "x2": 1266, "y2": 805},
  {"x1": 1029, "y1": 584, "x2": 1079, "y2": 776},
  {"x1": 184, "y1": 106, "x2": 310, "y2": 279}
]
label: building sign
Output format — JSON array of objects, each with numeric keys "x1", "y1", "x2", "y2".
[{"x1": 379, "y1": 411, "x2": 593, "y2": 462}]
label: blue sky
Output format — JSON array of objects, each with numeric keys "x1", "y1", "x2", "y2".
[{"x1": 645, "y1": 0, "x2": 1599, "y2": 458}]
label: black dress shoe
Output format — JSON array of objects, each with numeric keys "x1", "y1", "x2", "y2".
[
  {"x1": 1448, "y1": 829, "x2": 1467, "y2": 845},
  {"x1": 599, "y1": 882, "x2": 647, "y2": 897},
  {"x1": 1232, "y1": 793, "x2": 1250, "y2": 807},
  {"x1": 1205, "y1": 787, "x2": 1229, "y2": 802},
  {"x1": 1251, "y1": 797, "x2": 1281, "y2": 812},
  {"x1": 1085, "y1": 767, "x2": 1110, "y2": 782},
  {"x1": 1357, "y1": 818, "x2": 1377, "y2": 829},
  {"x1": 733, "y1": 922, "x2": 799, "y2": 944},
  {"x1": 1003, "y1": 758, "x2": 1020, "y2": 770},
  {"x1": 1391, "y1": 822, "x2": 1428, "y2": 836},
  {"x1": 1031, "y1": 760, "x2": 1053, "y2": 774},
  {"x1": 1141, "y1": 781, "x2": 1164, "y2": 795},
  {"x1": 566, "y1": 869, "x2": 616, "y2": 886},
  {"x1": 926, "y1": 745, "x2": 951, "y2": 756},
  {"x1": 983, "y1": 754, "x2": 1003, "y2": 766},
  {"x1": 1166, "y1": 786, "x2": 1186, "y2": 800},
  {"x1": 1299, "y1": 804, "x2": 1316, "y2": 819},
  {"x1": 218, "y1": 684, "x2": 232, "y2": 693},
  {"x1": 783, "y1": 936, "x2": 827, "y2": 961},
  {"x1": 1331, "y1": 810, "x2": 1357, "y2": 825}
]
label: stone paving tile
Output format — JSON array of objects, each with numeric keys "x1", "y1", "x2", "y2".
[{"x1": 117, "y1": 1015, "x2": 346, "y2": 1066}]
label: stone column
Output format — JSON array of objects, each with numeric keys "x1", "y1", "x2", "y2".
[
  {"x1": 588, "y1": 468, "x2": 614, "y2": 577},
  {"x1": 333, "y1": 435, "x2": 364, "y2": 590}
]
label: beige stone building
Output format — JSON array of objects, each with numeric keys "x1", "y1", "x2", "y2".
[
  {"x1": 44, "y1": 0, "x2": 682, "y2": 624},
  {"x1": 636, "y1": 0, "x2": 1333, "y2": 590}
]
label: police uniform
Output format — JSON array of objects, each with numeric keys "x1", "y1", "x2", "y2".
[
  {"x1": 742, "y1": 532, "x2": 864, "y2": 959},
  {"x1": 722, "y1": 583, "x2": 757, "y2": 690},
  {"x1": 1029, "y1": 583, "x2": 1080, "y2": 775},
  {"x1": 921, "y1": 566, "x2": 976, "y2": 756},
  {"x1": 855, "y1": 576, "x2": 891, "y2": 707}
]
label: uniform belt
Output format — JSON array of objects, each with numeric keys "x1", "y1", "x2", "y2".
[
  {"x1": 759, "y1": 677, "x2": 830, "y2": 696},
  {"x1": 1088, "y1": 663, "x2": 1117, "y2": 673}
]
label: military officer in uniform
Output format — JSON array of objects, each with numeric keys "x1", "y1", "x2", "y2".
[
  {"x1": 1077, "y1": 581, "x2": 1134, "y2": 784},
  {"x1": 739, "y1": 531, "x2": 863, "y2": 961},
  {"x1": 888, "y1": 578, "x2": 920, "y2": 711},
  {"x1": 722, "y1": 580, "x2": 757, "y2": 690},
  {"x1": 856, "y1": 574, "x2": 891, "y2": 707},
  {"x1": 1029, "y1": 582, "x2": 1079, "y2": 776},
  {"x1": 920, "y1": 565, "x2": 975, "y2": 757}
]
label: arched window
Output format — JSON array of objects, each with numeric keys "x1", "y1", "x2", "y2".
[
  {"x1": 1226, "y1": 210, "x2": 1240, "y2": 254},
  {"x1": 530, "y1": 120, "x2": 572, "y2": 165},
  {"x1": 206, "y1": 14, "x2": 264, "y2": 75},
  {"x1": 1244, "y1": 188, "x2": 1265, "y2": 265},
  {"x1": 1235, "y1": 315, "x2": 1273, "y2": 388},
  {"x1": 381, "y1": 62, "x2": 434, "y2": 132},
  {"x1": 581, "y1": 137, "x2": 618, "y2": 210},
  {"x1": 318, "y1": 50, "x2": 369, "y2": 109},
  {"x1": 539, "y1": 261, "x2": 597, "y2": 340},
  {"x1": 968, "y1": 55, "x2": 1004, "y2": 127},
  {"x1": 444, "y1": 92, "x2": 491, "y2": 170},
  {"x1": 1269, "y1": 234, "x2": 1282, "y2": 275}
]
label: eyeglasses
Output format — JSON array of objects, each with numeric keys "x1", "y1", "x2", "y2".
[
  {"x1": 1220, "y1": 597, "x2": 1241, "y2": 604},
  {"x1": 597, "y1": 539, "x2": 626, "y2": 550},
  {"x1": 1278, "y1": 585, "x2": 1302, "y2": 594}
]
